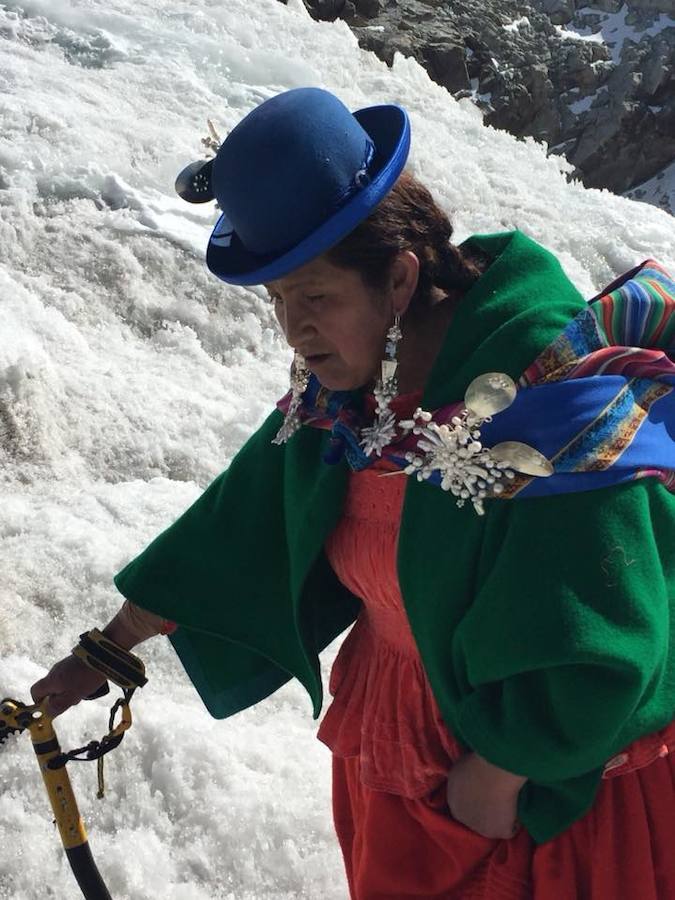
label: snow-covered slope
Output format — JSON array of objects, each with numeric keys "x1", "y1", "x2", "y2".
[{"x1": 1, "y1": 1, "x2": 674, "y2": 897}]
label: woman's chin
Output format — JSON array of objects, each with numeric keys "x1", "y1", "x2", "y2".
[
  {"x1": 305, "y1": 359, "x2": 359, "y2": 392},
  {"x1": 323, "y1": 382, "x2": 359, "y2": 392},
  {"x1": 311, "y1": 367, "x2": 367, "y2": 392}
]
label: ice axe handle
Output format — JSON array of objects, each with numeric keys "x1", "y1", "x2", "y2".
[{"x1": 31, "y1": 707, "x2": 114, "y2": 899}]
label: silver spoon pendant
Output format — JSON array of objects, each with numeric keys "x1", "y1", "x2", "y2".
[
  {"x1": 464, "y1": 373, "x2": 517, "y2": 419},
  {"x1": 490, "y1": 441, "x2": 554, "y2": 477}
]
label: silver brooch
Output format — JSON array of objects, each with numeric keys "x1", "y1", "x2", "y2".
[{"x1": 399, "y1": 373, "x2": 553, "y2": 515}]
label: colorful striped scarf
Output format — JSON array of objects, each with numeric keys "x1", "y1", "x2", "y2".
[{"x1": 277, "y1": 260, "x2": 675, "y2": 500}]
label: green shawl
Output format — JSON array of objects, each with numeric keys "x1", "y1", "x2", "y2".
[{"x1": 115, "y1": 231, "x2": 675, "y2": 843}]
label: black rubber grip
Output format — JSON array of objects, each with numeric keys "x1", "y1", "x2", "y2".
[
  {"x1": 65, "y1": 842, "x2": 114, "y2": 900},
  {"x1": 33, "y1": 737, "x2": 61, "y2": 756}
]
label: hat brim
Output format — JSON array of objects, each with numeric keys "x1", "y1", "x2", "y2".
[{"x1": 205, "y1": 104, "x2": 411, "y2": 286}]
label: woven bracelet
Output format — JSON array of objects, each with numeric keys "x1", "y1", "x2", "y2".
[{"x1": 72, "y1": 629, "x2": 147, "y2": 691}]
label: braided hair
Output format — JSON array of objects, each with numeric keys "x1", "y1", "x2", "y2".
[{"x1": 325, "y1": 172, "x2": 488, "y2": 317}]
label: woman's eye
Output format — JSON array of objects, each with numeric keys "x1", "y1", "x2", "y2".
[{"x1": 307, "y1": 294, "x2": 325, "y2": 303}]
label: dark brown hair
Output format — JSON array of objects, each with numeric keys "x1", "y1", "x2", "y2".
[{"x1": 325, "y1": 172, "x2": 488, "y2": 317}]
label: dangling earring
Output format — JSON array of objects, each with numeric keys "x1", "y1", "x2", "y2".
[
  {"x1": 272, "y1": 351, "x2": 310, "y2": 445},
  {"x1": 360, "y1": 314, "x2": 402, "y2": 456}
]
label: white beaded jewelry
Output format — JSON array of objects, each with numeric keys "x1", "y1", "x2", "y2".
[{"x1": 399, "y1": 373, "x2": 553, "y2": 515}]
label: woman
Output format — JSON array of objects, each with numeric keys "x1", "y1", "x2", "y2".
[{"x1": 31, "y1": 88, "x2": 675, "y2": 898}]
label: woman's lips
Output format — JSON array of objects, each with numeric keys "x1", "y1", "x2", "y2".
[{"x1": 305, "y1": 353, "x2": 331, "y2": 365}]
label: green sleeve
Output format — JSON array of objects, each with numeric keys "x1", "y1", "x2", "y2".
[
  {"x1": 114, "y1": 409, "x2": 358, "y2": 719},
  {"x1": 454, "y1": 479, "x2": 675, "y2": 784}
]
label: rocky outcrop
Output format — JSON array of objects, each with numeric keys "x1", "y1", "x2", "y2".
[{"x1": 283, "y1": 0, "x2": 675, "y2": 213}]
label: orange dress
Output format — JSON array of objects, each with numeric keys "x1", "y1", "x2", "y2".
[{"x1": 319, "y1": 455, "x2": 675, "y2": 899}]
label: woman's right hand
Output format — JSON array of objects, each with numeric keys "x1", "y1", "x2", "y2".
[{"x1": 30, "y1": 656, "x2": 108, "y2": 719}]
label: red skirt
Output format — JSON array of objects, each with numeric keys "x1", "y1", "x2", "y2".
[
  {"x1": 332, "y1": 742, "x2": 675, "y2": 900},
  {"x1": 324, "y1": 456, "x2": 675, "y2": 898}
]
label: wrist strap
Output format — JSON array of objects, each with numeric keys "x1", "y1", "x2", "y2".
[{"x1": 72, "y1": 629, "x2": 147, "y2": 690}]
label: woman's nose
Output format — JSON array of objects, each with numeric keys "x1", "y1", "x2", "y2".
[{"x1": 281, "y1": 304, "x2": 316, "y2": 347}]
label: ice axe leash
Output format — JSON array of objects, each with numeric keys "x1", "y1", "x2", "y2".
[{"x1": 0, "y1": 630, "x2": 147, "y2": 900}]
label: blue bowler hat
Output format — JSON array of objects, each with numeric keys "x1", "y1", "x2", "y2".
[{"x1": 175, "y1": 87, "x2": 411, "y2": 286}]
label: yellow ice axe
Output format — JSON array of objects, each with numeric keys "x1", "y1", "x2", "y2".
[
  {"x1": 0, "y1": 696, "x2": 114, "y2": 898},
  {"x1": 0, "y1": 631, "x2": 146, "y2": 899}
]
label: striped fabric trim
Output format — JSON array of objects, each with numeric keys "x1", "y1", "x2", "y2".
[
  {"x1": 594, "y1": 261, "x2": 675, "y2": 349},
  {"x1": 552, "y1": 379, "x2": 671, "y2": 474},
  {"x1": 520, "y1": 261, "x2": 675, "y2": 388}
]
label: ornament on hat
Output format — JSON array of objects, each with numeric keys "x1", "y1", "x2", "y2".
[{"x1": 174, "y1": 119, "x2": 222, "y2": 204}]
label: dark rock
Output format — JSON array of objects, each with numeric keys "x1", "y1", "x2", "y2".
[
  {"x1": 422, "y1": 41, "x2": 470, "y2": 92},
  {"x1": 640, "y1": 38, "x2": 672, "y2": 96},
  {"x1": 572, "y1": 102, "x2": 675, "y2": 192},
  {"x1": 592, "y1": 0, "x2": 624, "y2": 10},
  {"x1": 356, "y1": 0, "x2": 384, "y2": 17},
  {"x1": 304, "y1": 0, "x2": 346, "y2": 20},
  {"x1": 539, "y1": 0, "x2": 575, "y2": 26},
  {"x1": 283, "y1": 0, "x2": 675, "y2": 211}
]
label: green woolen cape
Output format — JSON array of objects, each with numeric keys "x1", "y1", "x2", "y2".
[{"x1": 114, "y1": 231, "x2": 675, "y2": 843}]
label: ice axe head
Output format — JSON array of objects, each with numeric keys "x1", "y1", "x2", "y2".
[{"x1": 0, "y1": 697, "x2": 35, "y2": 745}]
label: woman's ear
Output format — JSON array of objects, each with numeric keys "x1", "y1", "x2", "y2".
[{"x1": 390, "y1": 251, "x2": 420, "y2": 317}]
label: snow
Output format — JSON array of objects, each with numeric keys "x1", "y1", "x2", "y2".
[
  {"x1": 503, "y1": 16, "x2": 531, "y2": 32},
  {"x1": 558, "y1": 5, "x2": 672, "y2": 64},
  {"x1": 568, "y1": 84, "x2": 609, "y2": 115},
  {"x1": 555, "y1": 22, "x2": 605, "y2": 44},
  {"x1": 469, "y1": 77, "x2": 494, "y2": 108},
  {"x1": 0, "y1": 0, "x2": 674, "y2": 898},
  {"x1": 568, "y1": 92, "x2": 595, "y2": 115}
]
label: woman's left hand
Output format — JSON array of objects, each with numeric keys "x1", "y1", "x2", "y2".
[{"x1": 446, "y1": 752, "x2": 527, "y2": 839}]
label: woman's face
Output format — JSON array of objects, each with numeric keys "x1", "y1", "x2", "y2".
[{"x1": 266, "y1": 255, "x2": 394, "y2": 391}]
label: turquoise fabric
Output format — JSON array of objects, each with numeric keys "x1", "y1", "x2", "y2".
[{"x1": 114, "y1": 231, "x2": 675, "y2": 842}]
